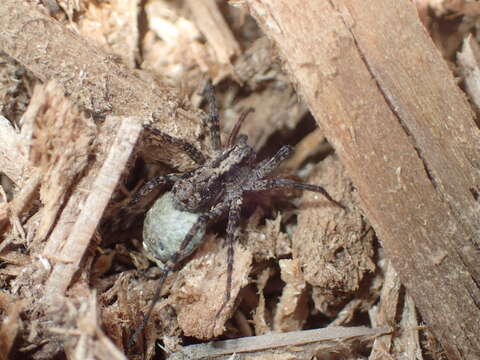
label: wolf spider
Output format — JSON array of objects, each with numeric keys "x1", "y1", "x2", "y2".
[{"x1": 127, "y1": 82, "x2": 344, "y2": 348}]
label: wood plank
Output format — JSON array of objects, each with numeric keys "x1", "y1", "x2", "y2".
[{"x1": 246, "y1": 1, "x2": 480, "y2": 359}]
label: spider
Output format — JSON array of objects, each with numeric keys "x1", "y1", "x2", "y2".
[{"x1": 127, "y1": 81, "x2": 344, "y2": 349}]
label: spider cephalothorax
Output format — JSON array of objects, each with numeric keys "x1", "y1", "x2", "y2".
[{"x1": 127, "y1": 81, "x2": 344, "y2": 348}]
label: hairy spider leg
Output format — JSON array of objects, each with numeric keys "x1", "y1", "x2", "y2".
[
  {"x1": 202, "y1": 81, "x2": 222, "y2": 151},
  {"x1": 227, "y1": 107, "x2": 254, "y2": 148},
  {"x1": 128, "y1": 200, "x2": 230, "y2": 350},
  {"x1": 248, "y1": 178, "x2": 345, "y2": 210},
  {"x1": 129, "y1": 173, "x2": 183, "y2": 206},
  {"x1": 254, "y1": 145, "x2": 294, "y2": 178},
  {"x1": 251, "y1": 145, "x2": 345, "y2": 209},
  {"x1": 144, "y1": 124, "x2": 207, "y2": 165},
  {"x1": 214, "y1": 196, "x2": 243, "y2": 322}
]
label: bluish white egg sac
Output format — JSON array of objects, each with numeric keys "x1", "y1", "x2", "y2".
[{"x1": 143, "y1": 191, "x2": 206, "y2": 264}]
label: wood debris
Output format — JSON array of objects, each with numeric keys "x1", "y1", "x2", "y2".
[
  {"x1": 0, "y1": 0, "x2": 479, "y2": 359},
  {"x1": 168, "y1": 326, "x2": 389, "y2": 360}
]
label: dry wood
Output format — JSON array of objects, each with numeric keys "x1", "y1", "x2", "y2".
[
  {"x1": 0, "y1": 291, "x2": 23, "y2": 360},
  {"x1": 0, "y1": 170, "x2": 42, "y2": 237},
  {"x1": 0, "y1": 116, "x2": 30, "y2": 187},
  {"x1": 77, "y1": 0, "x2": 141, "y2": 68},
  {"x1": 369, "y1": 261, "x2": 424, "y2": 359},
  {"x1": 400, "y1": 292, "x2": 424, "y2": 360},
  {"x1": 168, "y1": 326, "x2": 388, "y2": 360},
  {"x1": 57, "y1": 292, "x2": 128, "y2": 360},
  {"x1": 0, "y1": 0, "x2": 204, "y2": 168},
  {"x1": 293, "y1": 155, "x2": 374, "y2": 314},
  {"x1": 185, "y1": 0, "x2": 241, "y2": 66},
  {"x1": 233, "y1": 37, "x2": 275, "y2": 87},
  {"x1": 231, "y1": 37, "x2": 310, "y2": 148},
  {"x1": 171, "y1": 235, "x2": 253, "y2": 339},
  {"x1": 272, "y1": 259, "x2": 308, "y2": 332},
  {"x1": 245, "y1": 1, "x2": 480, "y2": 359},
  {"x1": 25, "y1": 81, "x2": 97, "y2": 249},
  {"x1": 369, "y1": 261, "x2": 401, "y2": 360},
  {"x1": 458, "y1": 35, "x2": 480, "y2": 113},
  {"x1": 43, "y1": 116, "x2": 141, "y2": 298}
]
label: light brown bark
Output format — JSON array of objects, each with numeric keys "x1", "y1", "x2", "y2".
[
  {"x1": 0, "y1": 0, "x2": 203, "y2": 165},
  {"x1": 246, "y1": 1, "x2": 480, "y2": 359}
]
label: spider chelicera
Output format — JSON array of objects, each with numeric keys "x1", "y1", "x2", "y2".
[{"x1": 127, "y1": 81, "x2": 344, "y2": 348}]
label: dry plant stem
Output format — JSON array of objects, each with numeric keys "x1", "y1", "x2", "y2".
[
  {"x1": 369, "y1": 261, "x2": 401, "y2": 360},
  {"x1": 0, "y1": 0, "x2": 201, "y2": 147},
  {"x1": 246, "y1": 1, "x2": 480, "y2": 359},
  {"x1": 44, "y1": 117, "x2": 142, "y2": 297},
  {"x1": 185, "y1": 0, "x2": 241, "y2": 65},
  {"x1": 169, "y1": 326, "x2": 388, "y2": 360},
  {"x1": 401, "y1": 293, "x2": 424, "y2": 360}
]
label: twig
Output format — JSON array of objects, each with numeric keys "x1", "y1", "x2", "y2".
[
  {"x1": 369, "y1": 261, "x2": 401, "y2": 359},
  {"x1": 169, "y1": 326, "x2": 389, "y2": 359}
]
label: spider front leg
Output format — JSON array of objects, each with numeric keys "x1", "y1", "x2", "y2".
[
  {"x1": 202, "y1": 81, "x2": 222, "y2": 151},
  {"x1": 227, "y1": 108, "x2": 254, "y2": 147},
  {"x1": 254, "y1": 145, "x2": 294, "y2": 178},
  {"x1": 248, "y1": 178, "x2": 345, "y2": 209},
  {"x1": 129, "y1": 173, "x2": 183, "y2": 206}
]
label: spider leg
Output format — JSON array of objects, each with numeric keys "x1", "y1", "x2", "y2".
[
  {"x1": 127, "y1": 264, "x2": 170, "y2": 350},
  {"x1": 254, "y1": 145, "x2": 293, "y2": 178},
  {"x1": 127, "y1": 200, "x2": 229, "y2": 349},
  {"x1": 144, "y1": 124, "x2": 207, "y2": 165},
  {"x1": 215, "y1": 196, "x2": 243, "y2": 321},
  {"x1": 202, "y1": 81, "x2": 222, "y2": 151},
  {"x1": 227, "y1": 107, "x2": 254, "y2": 147},
  {"x1": 248, "y1": 178, "x2": 345, "y2": 209},
  {"x1": 128, "y1": 173, "x2": 182, "y2": 206}
]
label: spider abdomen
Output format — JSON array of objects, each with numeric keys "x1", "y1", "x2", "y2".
[{"x1": 143, "y1": 191, "x2": 206, "y2": 264}]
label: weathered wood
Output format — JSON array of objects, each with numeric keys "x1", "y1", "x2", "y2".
[
  {"x1": 0, "y1": 0, "x2": 204, "y2": 168},
  {"x1": 246, "y1": 1, "x2": 480, "y2": 359},
  {"x1": 169, "y1": 326, "x2": 387, "y2": 360},
  {"x1": 185, "y1": 0, "x2": 241, "y2": 65},
  {"x1": 44, "y1": 116, "x2": 142, "y2": 297},
  {"x1": 0, "y1": 116, "x2": 30, "y2": 187}
]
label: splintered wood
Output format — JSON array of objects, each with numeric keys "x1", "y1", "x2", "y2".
[
  {"x1": 171, "y1": 235, "x2": 252, "y2": 339},
  {"x1": 1, "y1": 0, "x2": 480, "y2": 359},
  {"x1": 293, "y1": 156, "x2": 374, "y2": 314},
  {"x1": 0, "y1": 116, "x2": 30, "y2": 187},
  {"x1": 369, "y1": 261, "x2": 424, "y2": 360},
  {"x1": 0, "y1": 81, "x2": 140, "y2": 359},
  {"x1": 458, "y1": 35, "x2": 480, "y2": 114},
  {"x1": 43, "y1": 115, "x2": 142, "y2": 297},
  {"x1": 185, "y1": 0, "x2": 240, "y2": 77},
  {"x1": 247, "y1": 1, "x2": 480, "y2": 359},
  {"x1": 0, "y1": 0, "x2": 205, "y2": 170},
  {"x1": 169, "y1": 326, "x2": 389, "y2": 360}
]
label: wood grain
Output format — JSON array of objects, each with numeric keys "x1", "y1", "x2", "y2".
[{"x1": 246, "y1": 0, "x2": 480, "y2": 359}]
